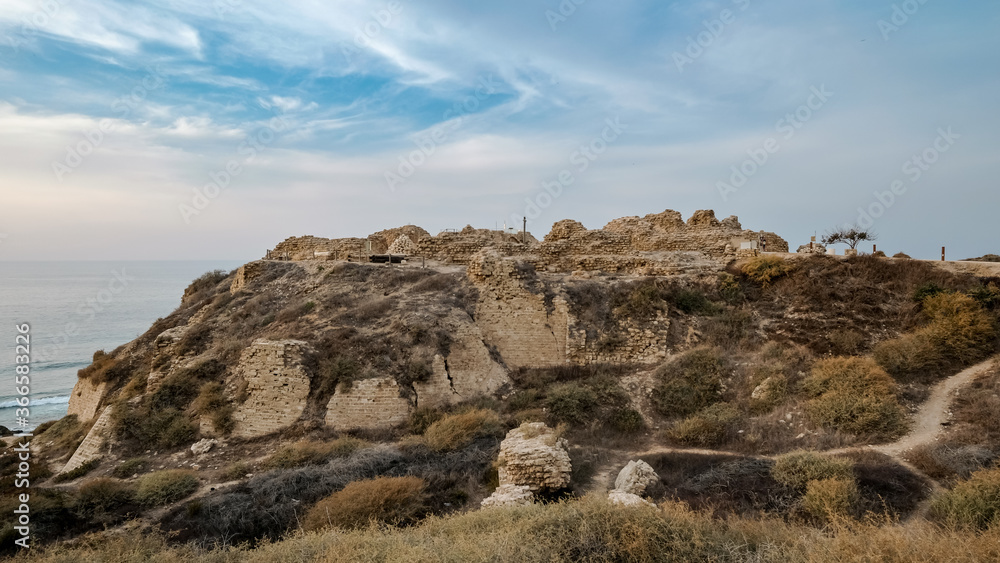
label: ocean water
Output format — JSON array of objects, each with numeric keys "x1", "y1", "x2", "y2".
[{"x1": 0, "y1": 261, "x2": 244, "y2": 431}]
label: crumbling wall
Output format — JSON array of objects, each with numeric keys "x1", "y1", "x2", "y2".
[
  {"x1": 468, "y1": 250, "x2": 569, "y2": 369},
  {"x1": 66, "y1": 378, "x2": 109, "y2": 423},
  {"x1": 61, "y1": 406, "x2": 114, "y2": 475},
  {"x1": 325, "y1": 377, "x2": 411, "y2": 431},
  {"x1": 269, "y1": 236, "x2": 368, "y2": 261},
  {"x1": 231, "y1": 340, "x2": 313, "y2": 438}
]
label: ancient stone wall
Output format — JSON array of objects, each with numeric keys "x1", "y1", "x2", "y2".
[
  {"x1": 61, "y1": 406, "x2": 113, "y2": 475},
  {"x1": 231, "y1": 340, "x2": 313, "y2": 438},
  {"x1": 468, "y1": 250, "x2": 569, "y2": 369},
  {"x1": 66, "y1": 378, "x2": 109, "y2": 423},
  {"x1": 325, "y1": 377, "x2": 411, "y2": 431},
  {"x1": 269, "y1": 236, "x2": 369, "y2": 261}
]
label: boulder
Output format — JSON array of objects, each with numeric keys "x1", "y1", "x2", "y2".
[
  {"x1": 496, "y1": 422, "x2": 572, "y2": 492},
  {"x1": 480, "y1": 484, "x2": 534, "y2": 508},
  {"x1": 191, "y1": 438, "x2": 219, "y2": 455},
  {"x1": 387, "y1": 235, "x2": 419, "y2": 256},
  {"x1": 608, "y1": 490, "x2": 655, "y2": 507},
  {"x1": 614, "y1": 460, "x2": 659, "y2": 496}
]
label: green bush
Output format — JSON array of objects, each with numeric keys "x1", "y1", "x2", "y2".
[
  {"x1": 423, "y1": 409, "x2": 503, "y2": 452},
  {"x1": 74, "y1": 478, "x2": 135, "y2": 517},
  {"x1": 929, "y1": 467, "x2": 1000, "y2": 529},
  {"x1": 545, "y1": 384, "x2": 598, "y2": 425},
  {"x1": 801, "y1": 357, "x2": 907, "y2": 437},
  {"x1": 53, "y1": 459, "x2": 99, "y2": 484},
  {"x1": 408, "y1": 407, "x2": 444, "y2": 435},
  {"x1": 913, "y1": 282, "x2": 949, "y2": 303},
  {"x1": 771, "y1": 451, "x2": 854, "y2": 490},
  {"x1": 263, "y1": 438, "x2": 369, "y2": 470},
  {"x1": 111, "y1": 458, "x2": 148, "y2": 479},
  {"x1": 134, "y1": 470, "x2": 199, "y2": 506},
  {"x1": 741, "y1": 256, "x2": 793, "y2": 287},
  {"x1": 803, "y1": 477, "x2": 859, "y2": 522},
  {"x1": 302, "y1": 476, "x2": 427, "y2": 531},
  {"x1": 668, "y1": 403, "x2": 741, "y2": 447},
  {"x1": 652, "y1": 348, "x2": 725, "y2": 418},
  {"x1": 608, "y1": 408, "x2": 645, "y2": 434},
  {"x1": 193, "y1": 382, "x2": 235, "y2": 436}
]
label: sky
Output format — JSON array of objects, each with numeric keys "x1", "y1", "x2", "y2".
[{"x1": 0, "y1": 0, "x2": 997, "y2": 262}]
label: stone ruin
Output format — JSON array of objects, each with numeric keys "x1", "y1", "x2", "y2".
[
  {"x1": 608, "y1": 459, "x2": 660, "y2": 507},
  {"x1": 265, "y1": 209, "x2": 788, "y2": 274},
  {"x1": 481, "y1": 422, "x2": 572, "y2": 508}
]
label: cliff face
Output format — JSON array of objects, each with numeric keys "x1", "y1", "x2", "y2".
[{"x1": 62, "y1": 209, "x2": 785, "y2": 463}]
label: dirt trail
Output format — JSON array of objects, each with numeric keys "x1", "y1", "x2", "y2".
[{"x1": 590, "y1": 357, "x2": 997, "y2": 495}]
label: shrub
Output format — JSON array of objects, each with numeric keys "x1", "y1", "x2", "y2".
[
  {"x1": 608, "y1": 408, "x2": 645, "y2": 434},
  {"x1": 74, "y1": 478, "x2": 135, "y2": 517},
  {"x1": 545, "y1": 384, "x2": 598, "y2": 425},
  {"x1": 77, "y1": 350, "x2": 116, "y2": 382},
  {"x1": 771, "y1": 451, "x2": 854, "y2": 490},
  {"x1": 408, "y1": 407, "x2": 444, "y2": 435},
  {"x1": 969, "y1": 282, "x2": 1000, "y2": 311},
  {"x1": 652, "y1": 348, "x2": 724, "y2": 418},
  {"x1": 913, "y1": 282, "x2": 949, "y2": 303},
  {"x1": 193, "y1": 382, "x2": 235, "y2": 436},
  {"x1": 263, "y1": 438, "x2": 369, "y2": 470},
  {"x1": 703, "y1": 308, "x2": 754, "y2": 349},
  {"x1": 134, "y1": 470, "x2": 199, "y2": 506},
  {"x1": 801, "y1": 357, "x2": 907, "y2": 437},
  {"x1": 741, "y1": 256, "x2": 794, "y2": 287},
  {"x1": 668, "y1": 403, "x2": 741, "y2": 447},
  {"x1": 53, "y1": 459, "x2": 99, "y2": 483},
  {"x1": 302, "y1": 476, "x2": 427, "y2": 531},
  {"x1": 803, "y1": 477, "x2": 859, "y2": 522},
  {"x1": 220, "y1": 462, "x2": 253, "y2": 482},
  {"x1": 893, "y1": 252, "x2": 911, "y2": 259},
  {"x1": 908, "y1": 444, "x2": 996, "y2": 481},
  {"x1": 423, "y1": 409, "x2": 503, "y2": 452},
  {"x1": 718, "y1": 273, "x2": 743, "y2": 305},
  {"x1": 35, "y1": 414, "x2": 86, "y2": 460},
  {"x1": 929, "y1": 467, "x2": 1000, "y2": 529},
  {"x1": 827, "y1": 328, "x2": 866, "y2": 356},
  {"x1": 111, "y1": 458, "x2": 148, "y2": 479}
]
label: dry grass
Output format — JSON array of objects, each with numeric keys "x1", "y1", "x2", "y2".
[
  {"x1": 801, "y1": 357, "x2": 907, "y2": 438},
  {"x1": 134, "y1": 470, "x2": 199, "y2": 507},
  {"x1": 302, "y1": 476, "x2": 427, "y2": 531},
  {"x1": 422, "y1": 409, "x2": 503, "y2": 452},
  {"x1": 262, "y1": 438, "x2": 369, "y2": 470}
]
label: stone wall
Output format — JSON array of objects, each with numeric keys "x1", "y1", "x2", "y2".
[
  {"x1": 61, "y1": 406, "x2": 114, "y2": 475},
  {"x1": 469, "y1": 250, "x2": 569, "y2": 369},
  {"x1": 325, "y1": 377, "x2": 411, "y2": 431},
  {"x1": 269, "y1": 236, "x2": 369, "y2": 261},
  {"x1": 231, "y1": 340, "x2": 313, "y2": 438},
  {"x1": 66, "y1": 378, "x2": 109, "y2": 423}
]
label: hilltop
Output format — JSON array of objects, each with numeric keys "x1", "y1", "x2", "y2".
[{"x1": 3, "y1": 209, "x2": 1000, "y2": 561}]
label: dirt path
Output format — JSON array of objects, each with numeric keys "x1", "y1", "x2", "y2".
[{"x1": 589, "y1": 357, "x2": 997, "y2": 495}]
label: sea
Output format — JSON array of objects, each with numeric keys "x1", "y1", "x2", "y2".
[{"x1": 0, "y1": 261, "x2": 244, "y2": 432}]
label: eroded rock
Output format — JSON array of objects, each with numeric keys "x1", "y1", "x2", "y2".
[
  {"x1": 614, "y1": 459, "x2": 659, "y2": 496},
  {"x1": 480, "y1": 484, "x2": 534, "y2": 508},
  {"x1": 496, "y1": 422, "x2": 572, "y2": 492}
]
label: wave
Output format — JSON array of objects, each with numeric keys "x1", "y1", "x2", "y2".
[
  {"x1": 31, "y1": 361, "x2": 89, "y2": 371},
  {"x1": 0, "y1": 396, "x2": 71, "y2": 409}
]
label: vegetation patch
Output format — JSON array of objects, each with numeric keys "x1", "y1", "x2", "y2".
[
  {"x1": 652, "y1": 347, "x2": 725, "y2": 418},
  {"x1": 929, "y1": 467, "x2": 1000, "y2": 529},
  {"x1": 134, "y1": 470, "x2": 199, "y2": 507},
  {"x1": 262, "y1": 438, "x2": 369, "y2": 470},
  {"x1": 302, "y1": 476, "x2": 427, "y2": 531},
  {"x1": 423, "y1": 409, "x2": 503, "y2": 452},
  {"x1": 771, "y1": 451, "x2": 854, "y2": 491},
  {"x1": 801, "y1": 357, "x2": 907, "y2": 437}
]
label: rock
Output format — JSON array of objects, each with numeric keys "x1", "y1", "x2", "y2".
[
  {"x1": 608, "y1": 490, "x2": 655, "y2": 507},
  {"x1": 480, "y1": 484, "x2": 534, "y2": 508},
  {"x1": 191, "y1": 438, "x2": 219, "y2": 455},
  {"x1": 496, "y1": 422, "x2": 572, "y2": 492},
  {"x1": 797, "y1": 243, "x2": 827, "y2": 255},
  {"x1": 614, "y1": 460, "x2": 659, "y2": 496},
  {"x1": 387, "y1": 235, "x2": 419, "y2": 256}
]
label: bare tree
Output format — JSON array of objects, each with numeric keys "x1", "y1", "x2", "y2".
[{"x1": 822, "y1": 227, "x2": 877, "y2": 250}]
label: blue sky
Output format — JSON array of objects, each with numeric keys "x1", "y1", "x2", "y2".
[{"x1": 0, "y1": 0, "x2": 997, "y2": 261}]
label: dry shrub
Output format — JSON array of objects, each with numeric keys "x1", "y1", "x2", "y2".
[
  {"x1": 652, "y1": 347, "x2": 725, "y2": 418},
  {"x1": 668, "y1": 403, "x2": 742, "y2": 447},
  {"x1": 874, "y1": 292, "x2": 997, "y2": 380},
  {"x1": 803, "y1": 477, "x2": 859, "y2": 522},
  {"x1": 263, "y1": 438, "x2": 369, "y2": 470},
  {"x1": 111, "y1": 458, "x2": 148, "y2": 479},
  {"x1": 193, "y1": 382, "x2": 234, "y2": 436},
  {"x1": 929, "y1": 467, "x2": 1000, "y2": 529},
  {"x1": 134, "y1": 470, "x2": 199, "y2": 506},
  {"x1": 74, "y1": 478, "x2": 135, "y2": 518},
  {"x1": 741, "y1": 255, "x2": 794, "y2": 287},
  {"x1": 801, "y1": 357, "x2": 907, "y2": 437},
  {"x1": 423, "y1": 409, "x2": 503, "y2": 452},
  {"x1": 827, "y1": 328, "x2": 866, "y2": 356},
  {"x1": 76, "y1": 350, "x2": 115, "y2": 382},
  {"x1": 35, "y1": 415, "x2": 87, "y2": 461},
  {"x1": 220, "y1": 461, "x2": 253, "y2": 482},
  {"x1": 703, "y1": 307, "x2": 755, "y2": 349},
  {"x1": 907, "y1": 444, "x2": 996, "y2": 482},
  {"x1": 772, "y1": 451, "x2": 854, "y2": 490},
  {"x1": 302, "y1": 476, "x2": 427, "y2": 531},
  {"x1": 545, "y1": 384, "x2": 598, "y2": 424}
]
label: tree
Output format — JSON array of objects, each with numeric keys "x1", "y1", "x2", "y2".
[{"x1": 822, "y1": 228, "x2": 877, "y2": 250}]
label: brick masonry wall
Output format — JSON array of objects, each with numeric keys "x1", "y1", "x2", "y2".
[
  {"x1": 326, "y1": 377, "x2": 411, "y2": 431},
  {"x1": 232, "y1": 340, "x2": 313, "y2": 438},
  {"x1": 66, "y1": 378, "x2": 109, "y2": 423},
  {"x1": 60, "y1": 405, "x2": 113, "y2": 474}
]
